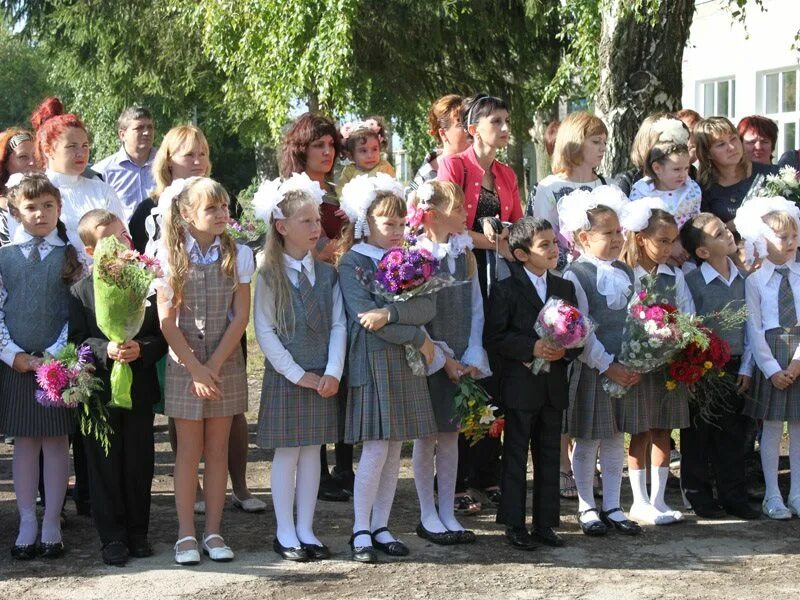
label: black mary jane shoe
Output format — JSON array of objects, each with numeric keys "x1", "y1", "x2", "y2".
[
  {"x1": 415, "y1": 523, "x2": 457, "y2": 547},
  {"x1": 599, "y1": 508, "x2": 643, "y2": 536},
  {"x1": 577, "y1": 509, "x2": 608, "y2": 537},
  {"x1": 300, "y1": 542, "x2": 332, "y2": 560},
  {"x1": 272, "y1": 538, "x2": 309, "y2": 562},
  {"x1": 504, "y1": 526, "x2": 537, "y2": 550},
  {"x1": 349, "y1": 530, "x2": 378, "y2": 563},
  {"x1": 39, "y1": 541, "x2": 65, "y2": 559},
  {"x1": 447, "y1": 529, "x2": 477, "y2": 544},
  {"x1": 101, "y1": 540, "x2": 129, "y2": 566},
  {"x1": 373, "y1": 527, "x2": 410, "y2": 556},
  {"x1": 11, "y1": 544, "x2": 38, "y2": 560},
  {"x1": 531, "y1": 526, "x2": 565, "y2": 548}
]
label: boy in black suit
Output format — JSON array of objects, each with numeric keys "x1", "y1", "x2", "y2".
[
  {"x1": 485, "y1": 217, "x2": 578, "y2": 550},
  {"x1": 69, "y1": 209, "x2": 167, "y2": 566}
]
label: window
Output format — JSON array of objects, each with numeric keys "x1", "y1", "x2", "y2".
[
  {"x1": 760, "y1": 67, "x2": 800, "y2": 156},
  {"x1": 697, "y1": 78, "x2": 736, "y2": 118}
]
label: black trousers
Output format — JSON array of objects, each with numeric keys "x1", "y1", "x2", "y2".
[
  {"x1": 83, "y1": 406, "x2": 155, "y2": 545},
  {"x1": 497, "y1": 404, "x2": 562, "y2": 529},
  {"x1": 680, "y1": 359, "x2": 752, "y2": 508}
]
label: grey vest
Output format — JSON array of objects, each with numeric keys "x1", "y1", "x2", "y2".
[
  {"x1": 566, "y1": 257, "x2": 634, "y2": 357},
  {"x1": 685, "y1": 267, "x2": 746, "y2": 356},
  {"x1": 426, "y1": 252, "x2": 471, "y2": 358},
  {"x1": 262, "y1": 261, "x2": 336, "y2": 372},
  {"x1": 642, "y1": 268, "x2": 678, "y2": 305},
  {"x1": 0, "y1": 244, "x2": 70, "y2": 353}
]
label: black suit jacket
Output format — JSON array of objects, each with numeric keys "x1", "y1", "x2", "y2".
[
  {"x1": 484, "y1": 263, "x2": 579, "y2": 412},
  {"x1": 68, "y1": 275, "x2": 167, "y2": 414}
]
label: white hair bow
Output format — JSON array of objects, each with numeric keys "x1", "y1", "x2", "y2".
[
  {"x1": 734, "y1": 196, "x2": 800, "y2": 264},
  {"x1": 557, "y1": 185, "x2": 629, "y2": 237},
  {"x1": 340, "y1": 173, "x2": 404, "y2": 239},
  {"x1": 619, "y1": 197, "x2": 668, "y2": 233}
]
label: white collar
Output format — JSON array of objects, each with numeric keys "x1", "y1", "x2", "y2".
[
  {"x1": 700, "y1": 258, "x2": 740, "y2": 286},
  {"x1": 283, "y1": 252, "x2": 314, "y2": 274},
  {"x1": 415, "y1": 232, "x2": 474, "y2": 260},
  {"x1": 524, "y1": 266, "x2": 547, "y2": 285},
  {"x1": 186, "y1": 233, "x2": 221, "y2": 254},
  {"x1": 634, "y1": 263, "x2": 675, "y2": 279},
  {"x1": 762, "y1": 258, "x2": 800, "y2": 280},
  {"x1": 118, "y1": 146, "x2": 155, "y2": 166},
  {"x1": 46, "y1": 169, "x2": 82, "y2": 187},
  {"x1": 11, "y1": 227, "x2": 64, "y2": 247},
  {"x1": 352, "y1": 242, "x2": 387, "y2": 261}
]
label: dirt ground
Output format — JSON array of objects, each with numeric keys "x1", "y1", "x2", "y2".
[{"x1": 2, "y1": 365, "x2": 800, "y2": 599}]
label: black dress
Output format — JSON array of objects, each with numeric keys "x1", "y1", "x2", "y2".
[{"x1": 471, "y1": 186, "x2": 502, "y2": 302}]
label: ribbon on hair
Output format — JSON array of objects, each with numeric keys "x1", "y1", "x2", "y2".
[{"x1": 144, "y1": 177, "x2": 195, "y2": 246}]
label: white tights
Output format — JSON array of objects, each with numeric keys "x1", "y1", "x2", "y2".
[
  {"x1": 572, "y1": 434, "x2": 627, "y2": 523},
  {"x1": 271, "y1": 445, "x2": 322, "y2": 548},
  {"x1": 412, "y1": 432, "x2": 463, "y2": 533},
  {"x1": 761, "y1": 420, "x2": 800, "y2": 502},
  {"x1": 352, "y1": 440, "x2": 402, "y2": 548}
]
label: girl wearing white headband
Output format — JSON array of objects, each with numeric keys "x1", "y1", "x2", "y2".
[
  {"x1": 737, "y1": 197, "x2": 800, "y2": 520},
  {"x1": 251, "y1": 172, "x2": 347, "y2": 561},
  {"x1": 558, "y1": 186, "x2": 644, "y2": 538},
  {"x1": 619, "y1": 198, "x2": 695, "y2": 525},
  {"x1": 337, "y1": 173, "x2": 438, "y2": 562}
]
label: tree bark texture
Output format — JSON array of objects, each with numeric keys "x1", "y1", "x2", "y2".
[{"x1": 595, "y1": 1, "x2": 695, "y2": 178}]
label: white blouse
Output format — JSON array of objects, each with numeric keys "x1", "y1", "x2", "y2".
[
  {"x1": 745, "y1": 258, "x2": 800, "y2": 379},
  {"x1": 253, "y1": 252, "x2": 347, "y2": 383}
]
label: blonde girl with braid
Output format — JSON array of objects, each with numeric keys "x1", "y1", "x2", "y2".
[{"x1": 154, "y1": 176, "x2": 254, "y2": 566}]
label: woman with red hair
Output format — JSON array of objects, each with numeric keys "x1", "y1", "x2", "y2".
[
  {"x1": 737, "y1": 115, "x2": 778, "y2": 165},
  {"x1": 26, "y1": 97, "x2": 125, "y2": 253}
]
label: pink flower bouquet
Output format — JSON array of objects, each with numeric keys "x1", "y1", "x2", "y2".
[{"x1": 527, "y1": 297, "x2": 595, "y2": 375}]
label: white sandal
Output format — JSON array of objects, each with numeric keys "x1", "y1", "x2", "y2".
[
  {"x1": 231, "y1": 492, "x2": 267, "y2": 513},
  {"x1": 174, "y1": 536, "x2": 200, "y2": 566},
  {"x1": 202, "y1": 533, "x2": 234, "y2": 562}
]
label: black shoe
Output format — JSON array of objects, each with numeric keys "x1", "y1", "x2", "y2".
[
  {"x1": 577, "y1": 509, "x2": 608, "y2": 537},
  {"x1": 415, "y1": 523, "x2": 457, "y2": 546},
  {"x1": 128, "y1": 536, "x2": 153, "y2": 558},
  {"x1": 531, "y1": 526, "x2": 564, "y2": 548},
  {"x1": 484, "y1": 487, "x2": 502, "y2": 508},
  {"x1": 349, "y1": 530, "x2": 377, "y2": 563},
  {"x1": 39, "y1": 541, "x2": 65, "y2": 558},
  {"x1": 10, "y1": 544, "x2": 37, "y2": 560},
  {"x1": 317, "y1": 476, "x2": 350, "y2": 502},
  {"x1": 331, "y1": 467, "x2": 355, "y2": 495},
  {"x1": 102, "y1": 541, "x2": 129, "y2": 566},
  {"x1": 691, "y1": 502, "x2": 727, "y2": 519},
  {"x1": 300, "y1": 542, "x2": 331, "y2": 560},
  {"x1": 447, "y1": 529, "x2": 477, "y2": 544},
  {"x1": 599, "y1": 508, "x2": 643, "y2": 536},
  {"x1": 504, "y1": 526, "x2": 537, "y2": 550},
  {"x1": 723, "y1": 502, "x2": 761, "y2": 520},
  {"x1": 272, "y1": 538, "x2": 309, "y2": 562},
  {"x1": 373, "y1": 527, "x2": 410, "y2": 555}
]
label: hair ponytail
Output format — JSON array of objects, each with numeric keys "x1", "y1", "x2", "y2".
[{"x1": 56, "y1": 219, "x2": 83, "y2": 284}]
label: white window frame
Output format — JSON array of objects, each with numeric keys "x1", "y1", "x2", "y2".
[
  {"x1": 696, "y1": 77, "x2": 736, "y2": 119},
  {"x1": 758, "y1": 66, "x2": 800, "y2": 157}
]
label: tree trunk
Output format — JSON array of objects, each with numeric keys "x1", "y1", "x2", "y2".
[
  {"x1": 594, "y1": 1, "x2": 694, "y2": 178},
  {"x1": 531, "y1": 102, "x2": 559, "y2": 183}
]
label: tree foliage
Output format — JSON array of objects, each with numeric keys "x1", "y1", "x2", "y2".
[{"x1": 0, "y1": 24, "x2": 52, "y2": 130}]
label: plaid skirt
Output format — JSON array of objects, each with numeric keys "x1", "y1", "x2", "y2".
[
  {"x1": 746, "y1": 327, "x2": 800, "y2": 421},
  {"x1": 345, "y1": 345, "x2": 437, "y2": 443},
  {"x1": 567, "y1": 362, "x2": 627, "y2": 439},
  {"x1": 0, "y1": 364, "x2": 75, "y2": 437},
  {"x1": 636, "y1": 370, "x2": 690, "y2": 430},
  {"x1": 427, "y1": 370, "x2": 460, "y2": 433},
  {"x1": 256, "y1": 368, "x2": 341, "y2": 449}
]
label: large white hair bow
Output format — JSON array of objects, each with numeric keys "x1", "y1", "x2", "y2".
[
  {"x1": 340, "y1": 173, "x2": 404, "y2": 239},
  {"x1": 252, "y1": 172, "x2": 325, "y2": 222},
  {"x1": 4, "y1": 173, "x2": 24, "y2": 189},
  {"x1": 557, "y1": 185, "x2": 629, "y2": 237},
  {"x1": 734, "y1": 196, "x2": 800, "y2": 264},
  {"x1": 652, "y1": 117, "x2": 689, "y2": 145},
  {"x1": 619, "y1": 197, "x2": 668, "y2": 233}
]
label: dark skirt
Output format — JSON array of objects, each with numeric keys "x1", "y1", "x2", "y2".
[
  {"x1": 0, "y1": 363, "x2": 75, "y2": 437},
  {"x1": 747, "y1": 327, "x2": 800, "y2": 421},
  {"x1": 427, "y1": 370, "x2": 460, "y2": 433}
]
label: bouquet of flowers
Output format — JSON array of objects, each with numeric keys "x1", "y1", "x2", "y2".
[
  {"x1": 665, "y1": 304, "x2": 748, "y2": 422},
  {"x1": 452, "y1": 376, "x2": 503, "y2": 445},
  {"x1": 758, "y1": 165, "x2": 800, "y2": 206},
  {"x1": 93, "y1": 236, "x2": 162, "y2": 409},
  {"x1": 602, "y1": 276, "x2": 706, "y2": 398},
  {"x1": 36, "y1": 343, "x2": 110, "y2": 454},
  {"x1": 526, "y1": 297, "x2": 594, "y2": 374},
  {"x1": 227, "y1": 180, "x2": 270, "y2": 246},
  {"x1": 357, "y1": 236, "x2": 464, "y2": 375}
]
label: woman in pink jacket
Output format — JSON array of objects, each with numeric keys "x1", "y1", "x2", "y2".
[{"x1": 437, "y1": 93, "x2": 523, "y2": 300}]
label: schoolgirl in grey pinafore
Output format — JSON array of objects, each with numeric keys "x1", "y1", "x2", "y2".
[
  {"x1": 628, "y1": 265, "x2": 692, "y2": 431},
  {"x1": 745, "y1": 261, "x2": 800, "y2": 422},
  {"x1": 164, "y1": 249, "x2": 248, "y2": 420},
  {"x1": 565, "y1": 256, "x2": 635, "y2": 439},
  {"x1": 422, "y1": 240, "x2": 489, "y2": 430},
  {"x1": 0, "y1": 243, "x2": 75, "y2": 437},
  {"x1": 338, "y1": 245, "x2": 437, "y2": 443},
  {"x1": 256, "y1": 260, "x2": 342, "y2": 448}
]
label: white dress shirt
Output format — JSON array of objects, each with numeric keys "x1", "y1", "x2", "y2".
[
  {"x1": 745, "y1": 258, "x2": 800, "y2": 379},
  {"x1": 563, "y1": 255, "x2": 632, "y2": 374},
  {"x1": 633, "y1": 263, "x2": 696, "y2": 314},
  {"x1": 524, "y1": 266, "x2": 548, "y2": 304},
  {"x1": 699, "y1": 258, "x2": 754, "y2": 377},
  {"x1": 0, "y1": 228, "x2": 69, "y2": 366},
  {"x1": 253, "y1": 252, "x2": 347, "y2": 383}
]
